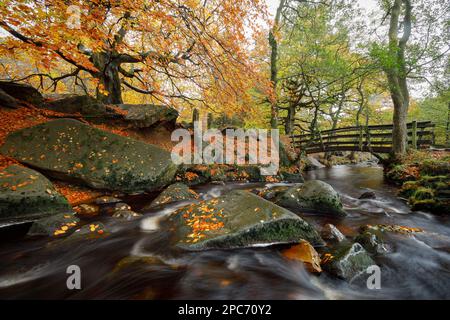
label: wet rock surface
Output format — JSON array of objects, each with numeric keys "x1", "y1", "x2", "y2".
[
  {"x1": 144, "y1": 183, "x2": 198, "y2": 210},
  {"x1": 275, "y1": 180, "x2": 347, "y2": 216},
  {"x1": 321, "y1": 224, "x2": 346, "y2": 243},
  {"x1": 169, "y1": 190, "x2": 323, "y2": 250},
  {"x1": 322, "y1": 242, "x2": 375, "y2": 281},
  {"x1": 27, "y1": 212, "x2": 80, "y2": 237}
]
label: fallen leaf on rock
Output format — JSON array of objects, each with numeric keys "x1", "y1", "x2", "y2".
[{"x1": 282, "y1": 240, "x2": 322, "y2": 273}]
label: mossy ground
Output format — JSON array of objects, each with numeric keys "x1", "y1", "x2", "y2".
[{"x1": 386, "y1": 150, "x2": 449, "y2": 214}]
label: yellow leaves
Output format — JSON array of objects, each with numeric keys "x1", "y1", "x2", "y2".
[
  {"x1": 321, "y1": 253, "x2": 334, "y2": 265},
  {"x1": 282, "y1": 240, "x2": 322, "y2": 273},
  {"x1": 53, "y1": 220, "x2": 78, "y2": 236},
  {"x1": 73, "y1": 163, "x2": 83, "y2": 169},
  {"x1": 181, "y1": 201, "x2": 226, "y2": 243}
]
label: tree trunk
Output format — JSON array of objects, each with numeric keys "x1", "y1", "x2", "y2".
[
  {"x1": 96, "y1": 63, "x2": 123, "y2": 104},
  {"x1": 386, "y1": 0, "x2": 412, "y2": 157},
  {"x1": 391, "y1": 88, "x2": 409, "y2": 155},
  {"x1": 285, "y1": 104, "x2": 295, "y2": 135},
  {"x1": 92, "y1": 52, "x2": 123, "y2": 104},
  {"x1": 269, "y1": 0, "x2": 286, "y2": 129}
]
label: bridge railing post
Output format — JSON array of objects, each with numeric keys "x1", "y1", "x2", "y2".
[
  {"x1": 318, "y1": 130, "x2": 325, "y2": 152},
  {"x1": 411, "y1": 120, "x2": 417, "y2": 149},
  {"x1": 358, "y1": 126, "x2": 363, "y2": 151}
]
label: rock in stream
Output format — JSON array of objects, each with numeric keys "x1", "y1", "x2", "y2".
[{"x1": 169, "y1": 190, "x2": 323, "y2": 251}]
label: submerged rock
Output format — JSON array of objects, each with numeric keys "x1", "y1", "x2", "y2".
[
  {"x1": 67, "y1": 222, "x2": 109, "y2": 241},
  {"x1": 144, "y1": 183, "x2": 198, "y2": 210},
  {"x1": 0, "y1": 119, "x2": 178, "y2": 194},
  {"x1": 169, "y1": 190, "x2": 323, "y2": 250},
  {"x1": 321, "y1": 224, "x2": 346, "y2": 243},
  {"x1": 359, "y1": 191, "x2": 377, "y2": 200},
  {"x1": 27, "y1": 212, "x2": 80, "y2": 237},
  {"x1": 322, "y1": 243, "x2": 375, "y2": 281},
  {"x1": 0, "y1": 165, "x2": 72, "y2": 222},
  {"x1": 275, "y1": 180, "x2": 346, "y2": 216},
  {"x1": 282, "y1": 240, "x2": 322, "y2": 273}
]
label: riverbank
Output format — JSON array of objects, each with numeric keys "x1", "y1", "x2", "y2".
[{"x1": 385, "y1": 150, "x2": 450, "y2": 214}]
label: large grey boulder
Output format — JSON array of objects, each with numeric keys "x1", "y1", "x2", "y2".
[
  {"x1": 275, "y1": 180, "x2": 347, "y2": 216},
  {"x1": 0, "y1": 165, "x2": 72, "y2": 223},
  {"x1": 0, "y1": 119, "x2": 178, "y2": 194},
  {"x1": 169, "y1": 190, "x2": 323, "y2": 250},
  {"x1": 0, "y1": 81, "x2": 44, "y2": 106},
  {"x1": 44, "y1": 95, "x2": 110, "y2": 116},
  {"x1": 116, "y1": 104, "x2": 179, "y2": 128}
]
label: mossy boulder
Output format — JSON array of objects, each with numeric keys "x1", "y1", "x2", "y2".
[
  {"x1": 322, "y1": 243, "x2": 375, "y2": 281},
  {"x1": 0, "y1": 119, "x2": 178, "y2": 194},
  {"x1": 0, "y1": 165, "x2": 72, "y2": 222},
  {"x1": 385, "y1": 164, "x2": 418, "y2": 184},
  {"x1": 169, "y1": 190, "x2": 323, "y2": 250},
  {"x1": 398, "y1": 176, "x2": 450, "y2": 214},
  {"x1": 144, "y1": 183, "x2": 198, "y2": 209},
  {"x1": 275, "y1": 180, "x2": 346, "y2": 216}
]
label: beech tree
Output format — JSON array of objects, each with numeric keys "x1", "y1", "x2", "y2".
[{"x1": 0, "y1": 0, "x2": 266, "y2": 109}]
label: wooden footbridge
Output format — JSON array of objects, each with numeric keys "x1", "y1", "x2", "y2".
[{"x1": 290, "y1": 121, "x2": 435, "y2": 155}]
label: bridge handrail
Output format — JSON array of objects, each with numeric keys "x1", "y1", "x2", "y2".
[{"x1": 290, "y1": 121, "x2": 435, "y2": 154}]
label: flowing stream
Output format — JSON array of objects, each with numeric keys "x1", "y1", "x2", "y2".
[{"x1": 0, "y1": 164, "x2": 449, "y2": 299}]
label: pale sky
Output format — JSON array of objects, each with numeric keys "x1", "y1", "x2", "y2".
[{"x1": 266, "y1": 0, "x2": 379, "y2": 17}]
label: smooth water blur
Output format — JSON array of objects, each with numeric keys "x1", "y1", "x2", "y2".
[{"x1": 0, "y1": 164, "x2": 449, "y2": 299}]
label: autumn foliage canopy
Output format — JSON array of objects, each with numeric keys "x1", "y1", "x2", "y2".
[{"x1": 0, "y1": 0, "x2": 268, "y2": 112}]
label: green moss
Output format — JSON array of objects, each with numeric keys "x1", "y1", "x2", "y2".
[{"x1": 398, "y1": 181, "x2": 420, "y2": 198}]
